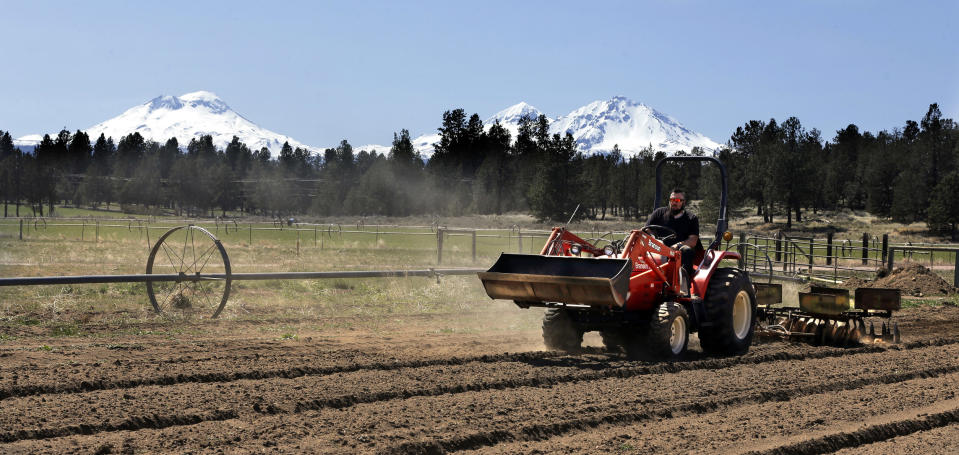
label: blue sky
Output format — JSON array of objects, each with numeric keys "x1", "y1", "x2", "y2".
[{"x1": 2, "y1": 0, "x2": 957, "y2": 148}]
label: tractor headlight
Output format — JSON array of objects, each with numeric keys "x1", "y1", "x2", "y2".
[
  {"x1": 603, "y1": 245, "x2": 615, "y2": 256},
  {"x1": 569, "y1": 244, "x2": 581, "y2": 256}
]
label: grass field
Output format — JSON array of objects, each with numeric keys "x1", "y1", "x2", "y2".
[{"x1": 1, "y1": 205, "x2": 956, "y2": 341}]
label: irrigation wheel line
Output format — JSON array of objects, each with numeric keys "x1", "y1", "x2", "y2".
[
  {"x1": 146, "y1": 225, "x2": 232, "y2": 319},
  {"x1": 0, "y1": 225, "x2": 485, "y2": 320}
]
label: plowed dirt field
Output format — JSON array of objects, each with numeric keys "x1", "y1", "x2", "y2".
[{"x1": 1, "y1": 304, "x2": 958, "y2": 454}]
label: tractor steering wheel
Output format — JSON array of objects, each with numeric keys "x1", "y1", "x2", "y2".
[{"x1": 641, "y1": 225, "x2": 678, "y2": 244}]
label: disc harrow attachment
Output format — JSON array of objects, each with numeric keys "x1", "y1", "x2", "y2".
[{"x1": 754, "y1": 283, "x2": 902, "y2": 346}]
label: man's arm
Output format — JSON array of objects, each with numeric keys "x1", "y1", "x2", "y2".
[{"x1": 683, "y1": 214, "x2": 700, "y2": 248}]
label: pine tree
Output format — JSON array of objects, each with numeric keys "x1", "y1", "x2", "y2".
[
  {"x1": 224, "y1": 136, "x2": 253, "y2": 180},
  {"x1": 928, "y1": 170, "x2": 959, "y2": 239},
  {"x1": 92, "y1": 134, "x2": 115, "y2": 174},
  {"x1": 0, "y1": 131, "x2": 18, "y2": 216},
  {"x1": 729, "y1": 120, "x2": 770, "y2": 219},
  {"x1": 116, "y1": 133, "x2": 146, "y2": 177},
  {"x1": 158, "y1": 137, "x2": 180, "y2": 180},
  {"x1": 528, "y1": 133, "x2": 581, "y2": 222},
  {"x1": 32, "y1": 134, "x2": 59, "y2": 215},
  {"x1": 0, "y1": 131, "x2": 14, "y2": 160},
  {"x1": 67, "y1": 130, "x2": 92, "y2": 174},
  {"x1": 862, "y1": 131, "x2": 901, "y2": 216}
]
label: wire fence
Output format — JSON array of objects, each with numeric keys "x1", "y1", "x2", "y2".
[
  {"x1": 2, "y1": 217, "x2": 957, "y2": 286},
  {"x1": 0, "y1": 217, "x2": 567, "y2": 264}
]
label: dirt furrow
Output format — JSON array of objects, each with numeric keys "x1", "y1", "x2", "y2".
[
  {"x1": 0, "y1": 348, "x2": 594, "y2": 402},
  {"x1": 0, "y1": 410, "x2": 238, "y2": 444},
  {"x1": 383, "y1": 366, "x2": 959, "y2": 454},
  {"x1": 746, "y1": 406, "x2": 959, "y2": 455},
  {"x1": 1, "y1": 342, "x2": 956, "y2": 446},
  {"x1": 3, "y1": 359, "x2": 957, "y2": 453},
  {"x1": 475, "y1": 370, "x2": 959, "y2": 453},
  {"x1": 3, "y1": 338, "x2": 947, "y2": 402},
  {"x1": 833, "y1": 423, "x2": 959, "y2": 454}
]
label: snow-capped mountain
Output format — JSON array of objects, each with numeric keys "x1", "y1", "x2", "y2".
[
  {"x1": 13, "y1": 93, "x2": 718, "y2": 159},
  {"x1": 551, "y1": 97, "x2": 720, "y2": 155},
  {"x1": 83, "y1": 91, "x2": 313, "y2": 153},
  {"x1": 484, "y1": 102, "x2": 547, "y2": 138},
  {"x1": 12, "y1": 134, "x2": 43, "y2": 152},
  {"x1": 408, "y1": 97, "x2": 719, "y2": 158}
]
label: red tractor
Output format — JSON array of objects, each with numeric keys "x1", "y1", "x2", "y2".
[{"x1": 479, "y1": 156, "x2": 757, "y2": 359}]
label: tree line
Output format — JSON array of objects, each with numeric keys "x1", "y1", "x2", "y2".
[{"x1": 1, "y1": 103, "x2": 957, "y2": 237}]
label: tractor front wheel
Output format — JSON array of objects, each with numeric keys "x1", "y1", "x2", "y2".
[
  {"x1": 700, "y1": 268, "x2": 757, "y2": 355},
  {"x1": 645, "y1": 302, "x2": 690, "y2": 359},
  {"x1": 542, "y1": 308, "x2": 583, "y2": 352}
]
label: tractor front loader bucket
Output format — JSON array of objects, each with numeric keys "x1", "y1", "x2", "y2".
[{"x1": 478, "y1": 253, "x2": 632, "y2": 308}]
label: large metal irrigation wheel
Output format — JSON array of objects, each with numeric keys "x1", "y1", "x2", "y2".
[{"x1": 146, "y1": 225, "x2": 232, "y2": 318}]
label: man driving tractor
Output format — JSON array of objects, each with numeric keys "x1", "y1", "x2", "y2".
[{"x1": 645, "y1": 188, "x2": 700, "y2": 280}]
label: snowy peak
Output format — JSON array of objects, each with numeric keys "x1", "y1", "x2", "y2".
[
  {"x1": 144, "y1": 92, "x2": 229, "y2": 114},
  {"x1": 551, "y1": 96, "x2": 720, "y2": 155},
  {"x1": 147, "y1": 95, "x2": 183, "y2": 111},
  {"x1": 177, "y1": 91, "x2": 230, "y2": 114},
  {"x1": 408, "y1": 96, "x2": 719, "y2": 158},
  {"x1": 85, "y1": 91, "x2": 311, "y2": 154},
  {"x1": 484, "y1": 102, "x2": 545, "y2": 125}
]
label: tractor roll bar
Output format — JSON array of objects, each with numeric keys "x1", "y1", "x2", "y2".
[{"x1": 654, "y1": 156, "x2": 728, "y2": 250}]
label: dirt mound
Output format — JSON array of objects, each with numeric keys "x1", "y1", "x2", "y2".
[
  {"x1": 871, "y1": 262, "x2": 958, "y2": 297},
  {"x1": 840, "y1": 276, "x2": 870, "y2": 290}
]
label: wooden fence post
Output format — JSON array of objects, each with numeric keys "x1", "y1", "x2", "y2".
[
  {"x1": 808, "y1": 238, "x2": 814, "y2": 273},
  {"x1": 472, "y1": 230, "x2": 477, "y2": 263},
  {"x1": 436, "y1": 228, "x2": 444, "y2": 265},
  {"x1": 861, "y1": 233, "x2": 869, "y2": 265},
  {"x1": 518, "y1": 228, "x2": 523, "y2": 253},
  {"x1": 738, "y1": 233, "x2": 746, "y2": 270},
  {"x1": 954, "y1": 251, "x2": 959, "y2": 287},
  {"x1": 775, "y1": 231, "x2": 782, "y2": 264},
  {"x1": 826, "y1": 231, "x2": 833, "y2": 266},
  {"x1": 881, "y1": 234, "x2": 888, "y2": 265},
  {"x1": 19, "y1": 219, "x2": 23, "y2": 240}
]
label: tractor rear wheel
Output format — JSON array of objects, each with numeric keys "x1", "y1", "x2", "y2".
[
  {"x1": 699, "y1": 268, "x2": 757, "y2": 355},
  {"x1": 645, "y1": 302, "x2": 689, "y2": 359},
  {"x1": 542, "y1": 308, "x2": 583, "y2": 352}
]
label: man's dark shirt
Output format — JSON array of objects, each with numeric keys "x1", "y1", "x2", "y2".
[{"x1": 646, "y1": 207, "x2": 699, "y2": 244}]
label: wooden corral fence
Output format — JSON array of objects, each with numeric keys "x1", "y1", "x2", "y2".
[{"x1": 738, "y1": 232, "x2": 959, "y2": 286}]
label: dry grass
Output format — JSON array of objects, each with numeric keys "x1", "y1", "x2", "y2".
[{"x1": 1, "y1": 207, "x2": 955, "y2": 341}]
